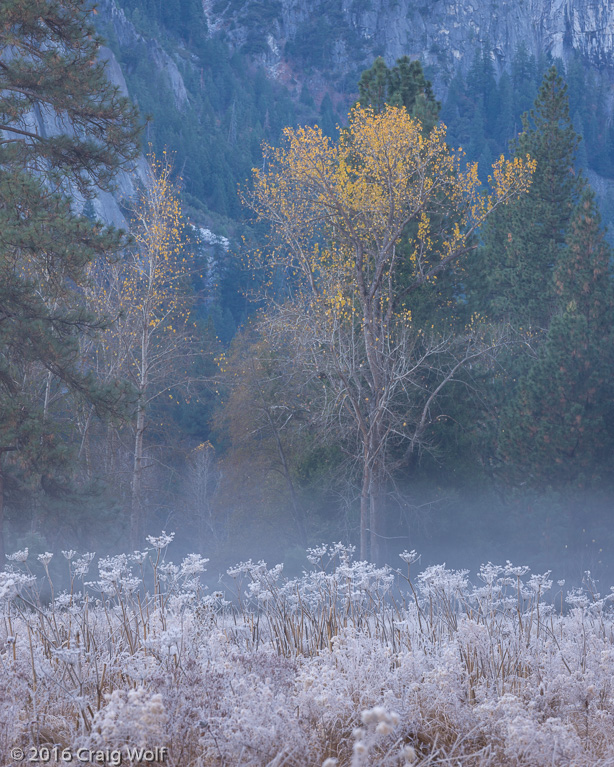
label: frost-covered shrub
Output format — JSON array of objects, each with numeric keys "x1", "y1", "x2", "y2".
[{"x1": 88, "y1": 688, "x2": 167, "y2": 749}]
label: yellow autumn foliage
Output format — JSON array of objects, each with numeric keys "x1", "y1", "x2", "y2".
[
  {"x1": 246, "y1": 104, "x2": 535, "y2": 324},
  {"x1": 86, "y1": 152, "x2": 193, "y2": 384}
]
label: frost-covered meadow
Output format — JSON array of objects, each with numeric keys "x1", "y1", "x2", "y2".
[{"x1": 2, "y1": 536, "x2": 614, "y2": 766}]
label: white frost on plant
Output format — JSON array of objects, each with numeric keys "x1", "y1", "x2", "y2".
[
  {"x1": 6, "y1": 548, "x2": 28, "y2": 562},
  {"x1": 1, "y1": 538, "x2": 614, "y2": 766},
  {"x1": 399, "y1": 549, "x2": 420, "y2": 565},
  {"x1": 89, "y1": 688, "x2": 167, "y2": 749},
  {"x1": 146, "y1": 530, "x2": 175, "y2": 550}
]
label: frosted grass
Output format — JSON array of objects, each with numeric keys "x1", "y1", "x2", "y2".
[{"x1": 1, "y1": 538, "x2": 614, "y2": 765}]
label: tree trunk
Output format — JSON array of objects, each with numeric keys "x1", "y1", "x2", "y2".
[
  {"x1": 369, "y1": 459, "x2": 386, "y2": 566},
  {"x1": 78, "y1": 405, "x2": 94, "y2": 482},
  {"x1": 196, "y1": 454, "x2": 211, "y2": 556},
  {"x1": 0, "y1": 448, "x2": 17, "y2": 566},
  {"x1": 130, "y1": 401, "x2": 146, "y2": 548},
  {"x1": 360, "y1": 459, "x2": 370, "y2": 561},
  {"x1": 192, "y1": 443, "x2": 218, "y2": 555}
]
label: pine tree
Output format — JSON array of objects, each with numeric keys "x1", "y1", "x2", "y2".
[
  {"x1": 358, "y1": 56, "x2": 440, "y2": 131},
  {"x1": 440, "y1": 70, "x2": 472, "y2": 154},
  {"x1": 459, "y1": 67, "x2": 606, "y2": 501},
  {"x1": 511, "y1": 43, "x2": 538, "y2": 122},
  {"x1": 1, "y1": 0, "x2": 140, "y2": 193},
  {"x1": 468, "y1": 66, "x2": 582, "y2": 329},
  {"x1": 0, "y1": 0, "x2": 141, "y2": 559},
  {"x1": 500, "y1": 190, "x2": 614, "y2": 489},
  {"x1": 494, "y1": 70, "x2": 514, "y2": 147},
  {"x1": 357, "y1": 57, "x2": 389, "y2": 113}
]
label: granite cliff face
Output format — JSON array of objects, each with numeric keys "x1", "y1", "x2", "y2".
[
  {"x1": 98, "y1": 0, "x2": 189, "y2": 109},
  {"x1": 202, "y1": 0, "x2": 614, "y2": 90}
]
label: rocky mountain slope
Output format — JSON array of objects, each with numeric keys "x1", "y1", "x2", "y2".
[
  {"x1": 204, "y1": 0, "x2": 614, "y2": 90},
  {"x1": 92, "y1": 0, "x2": 614, "y2": 227}
]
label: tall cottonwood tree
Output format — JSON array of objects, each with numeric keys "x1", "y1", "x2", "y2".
[
  {"x1": 0, "y1": 0, "x2": 140, "y2": 560},
  {"x1": 244, "y1": 105, "x2": 535, "y2": 562}
]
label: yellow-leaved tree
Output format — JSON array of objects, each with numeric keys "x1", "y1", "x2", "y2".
[
  {"x1": 244, "y1": 105, "x2": 535, "y2": 562},
  {"x1": 84, "y1": 153, "x2": 196, "y2": 545}
]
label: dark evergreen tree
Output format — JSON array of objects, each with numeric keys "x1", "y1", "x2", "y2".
[
  {"x1": 120, "y1": 0, "x2": 207, "y2": 43},
  {"x1": 0, "y1": 0, "x2": 141, "y2": 559},
  {"x1": 455, "y1": 66, "x2": 614, "y2": 512},
  {"x1": 357, "y1": 56, "x2": 389, "y2": 112},
  {"x1": 573, "y1": 112, "x2": 589, "y2": 170},
  {"x1": 511, "y1": 43, "x2": 538, "y2": 127},
  {"x1": 468, "y1": 66, "x2": 583, "y2": 329},
  {"x1": 465, "y1": 48, "x2": 498, "y2": 143},
  {"x1": 494, "y1": 70, "x2": 514, "y2": 148},
  {"x1": 358, "y1": 56, "x2": 440, "y2": 131},
  {"x1": 1, "y1": 0, "x2": 140, "y2": 193},
  {"x1": 440, "y1": 70, "x2": 472, "y2": 151},
  {"x1": 500, "y1": 190, "x2": 614, "y2": 489}
]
